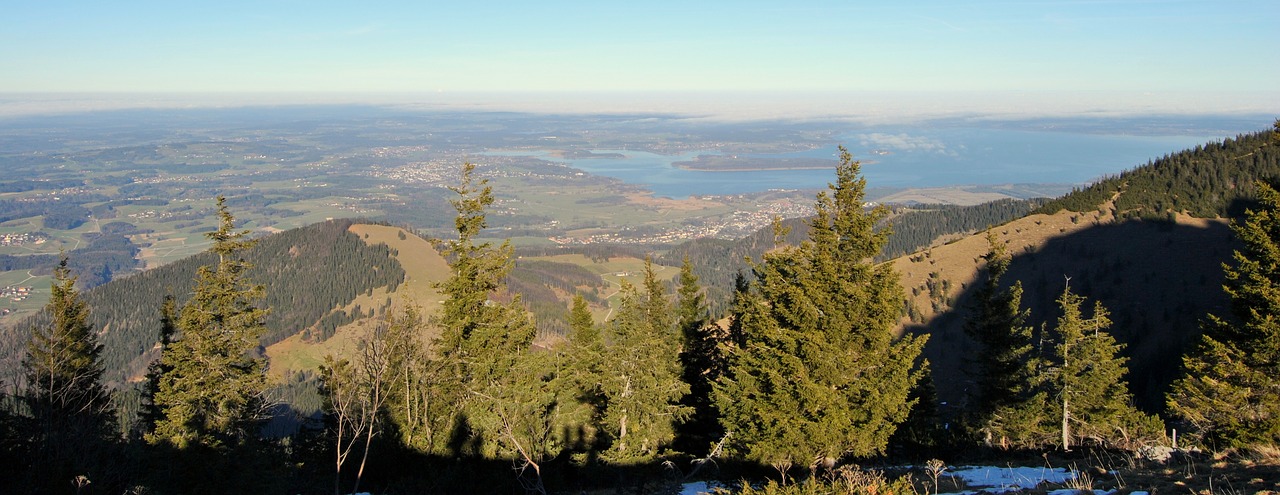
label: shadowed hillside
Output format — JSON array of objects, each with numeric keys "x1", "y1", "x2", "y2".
[
  {"x1": 896, "y1": 123, "x2": 1279, "y2": 416},
  {"x1": 900, "y1": 210, "x2": 1235, "y2": 414}
]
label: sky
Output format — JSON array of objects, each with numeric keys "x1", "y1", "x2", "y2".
[{"x1": 2, "y1": 1, "x2": 1278, "y2": 118}]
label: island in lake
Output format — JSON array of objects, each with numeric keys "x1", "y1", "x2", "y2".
[{"x1": 547, "y1": 149, "x2": 627, "y2": 159}]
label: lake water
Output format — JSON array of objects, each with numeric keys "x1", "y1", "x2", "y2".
[{"x1": 488, "y1": 125, "x2": 1234, "y2": 198}]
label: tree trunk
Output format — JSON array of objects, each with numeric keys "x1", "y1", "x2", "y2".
[
  {"x1": 1061, "y1": 395, "x2": 1071, "y2": 451},
  {"x1": 334, "y1": 425, "x2": 346, "y2": 495},
  {"x1": 353, "y1": 421, "x2": 375, "y2": 495}
]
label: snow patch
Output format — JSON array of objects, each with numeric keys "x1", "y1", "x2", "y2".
[
  {"x1": 946, "y1": 465, "x2": 1076, "y2": 493},
  {"x1": 681, "y1": 481, "x2": 715, "y2": 495}
]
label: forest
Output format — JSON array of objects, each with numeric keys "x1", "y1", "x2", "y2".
[{"x1": 1, "y1": 124, "x2": 1279, "y2": 494}]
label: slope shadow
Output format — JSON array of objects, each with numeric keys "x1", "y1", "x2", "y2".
[{"x1": 907, "y1": 218, "x2": 1236, "y2": 415}]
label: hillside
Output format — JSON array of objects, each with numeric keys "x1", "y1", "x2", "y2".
[
  {"x1": 263, "y1": 223, "x2": 449, "y2": 381},
  {"x1": 894, "y1": 124, "x2": 1279, "y2": 414},
  {"x1": 1, "y1": 217, "x2": 665, "y2": 401},
  {"x1": 663, "y1": 198, "x2": 1046, "y2": 315},
  {"x1": 0, "y1": 219, "x2": 408, "y2": 387},
  {"x1": 896, "y1": 200, "x2": 1233, "y2": 412}
]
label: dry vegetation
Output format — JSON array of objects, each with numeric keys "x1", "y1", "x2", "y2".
[
  {"x1": 919, "y1": 448, "x2": 1280, "y2": 495},
  {"x1": 893, "y1": 198, "x2": 1122, "y2": 327},
  {"x1": 264, "y1": 224, "x2": 449, "y2": 380}
]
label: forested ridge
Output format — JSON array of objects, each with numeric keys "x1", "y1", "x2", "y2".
[
  {"x1": 1035, "y1": 126, "x2": 1280, "y2": 219},
  {"x1": 504, "y1": 258, "x2": 610, "y2": 338},
  {"x1": 0, "y1": 218, "x2": 405, "y2": 387}
]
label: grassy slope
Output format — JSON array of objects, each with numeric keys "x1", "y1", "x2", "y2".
[
  {"x1": 264, "y1": 224, "x2": 449, "y2": 381},
  {"x1": 518, "y1": 253, "x2": 678, "y2": 320},
  {"x1": 891, "y1": 193, "x2": 1233, "y2": 412}
]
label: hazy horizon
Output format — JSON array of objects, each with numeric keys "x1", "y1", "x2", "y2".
[
  {"x1": 2, "y1": 90, "x2": 1276, "y2": 123},
  {"x1": 5, "y1": 1, "x2": 1276, "y2": 121}
]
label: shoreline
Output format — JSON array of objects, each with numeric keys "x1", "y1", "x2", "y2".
[{"x1": 673, "y1": 159, "x2": 879, "y2": 172}]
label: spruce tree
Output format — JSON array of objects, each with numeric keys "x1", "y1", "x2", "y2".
[
  {"x1": 600, "y1": 275, "x2": 690, "y2": 462},
  {"x1": 1042, "y1": 284, "x2": 1162, "y2": 450},
  {"x1": 139, "y1": 295, "x2": 178, "y2": 436},
  {"x1": 716, "y1": 147, "x2": 925, "y2": 479},
  {"x1": 23, "y1": 256, "x2": 110, "y2": 426},
  {"x1": 21, "y1": 256, "x2": 114, "y2": 488},
  {"x1": 1169, "y1": 179, "x2": 1280, "y2": 447},
  {"x1": 674, "y1": 255, "x2": 728, "y2": 455},
  {"x1": 963, "y1": 232, "x2": 1037, "y2": 443},
  {"x1": 564, "y1": 294, "x2": 606, "y2": 449},
  {"x1": 432, "y1": 163, "x2": 565, "y2": 490},
  {"x1": 149, "y1": 196, "x2": 269, "y2": 450}
]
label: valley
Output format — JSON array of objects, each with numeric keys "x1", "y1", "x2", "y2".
[{"x1": 0, "y1": 108, "x2": 1252, "y2": 326}]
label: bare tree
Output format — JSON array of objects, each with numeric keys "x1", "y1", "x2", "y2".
[{"x1": 321, "y1": 313, "x2": 405, "y2": 495}]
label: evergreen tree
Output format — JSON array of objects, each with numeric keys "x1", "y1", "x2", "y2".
[
  {"x1": 1169, "y1": 179, "x2": 1280, "y2": 447},
  {"x1": 149, "y1": 196, "x2": 269, "y2": 450},
  {"x1": 20, "y1": 256, "x2": 115, "y2": 489},
  {"x1": 600, "y1": 275, "x2": 690, "y2": 462},
  {"x1": 564, "y1": 294, "x2": 606, "y2": 450},
  {"x1": 432, "y1": 163, "x2": 565, "y2": 490},
  {"x1": 716, "y1": 147, "x2": 925, "y2": 479},
  {"x1": 138, "y1": 295, "x2": 177, "y2": 437},
  {"x1": 674, "y1": 255, "x2": 728, "y2": 455},
  {"x1": 890, "y1": 366, "x2": 945, "y2": 455},
  {"x1": 963, "y1": 232, "x2": 1037, "y2": 444},
  {"x1": 641, "y1": 255, "x2": 675, "y2": 336},
  {"x1": 1041, "y1": 284, "x2": 1162, "y2": 450},
  {"x1": 23, "y1": 256, "x2": 110, "y2": 426}
]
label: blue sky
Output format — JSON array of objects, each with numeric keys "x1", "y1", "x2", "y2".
[{"x1": 2, "y1": 1, "x2": 1277, "y2": 116}]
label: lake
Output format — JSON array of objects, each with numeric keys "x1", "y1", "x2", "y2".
[{"x1": 487, "y1": 123, "x2": 1248, "y2": 198}]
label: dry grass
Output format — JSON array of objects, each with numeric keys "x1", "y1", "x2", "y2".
[
  {"x1": 1047, "y1": 449, "x2": 1280, "y2": 495},
  {"x1": 263, "y1": 224, "x2": 449, "y2": 381},
  {"x1": 887, "y1": 448, "x2": 1280, "y2": 495},
  {"x1": 892, "y1": 200, "x2": 1121, "y2": 332}
]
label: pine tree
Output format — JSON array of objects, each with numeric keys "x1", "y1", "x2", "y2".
[
  {"x1": 716, "y1": 147, "x2": 925, "y2": 479},
  {"x1": 1168, "y1": 179, "x2": 1280, "y2": 447},
  {"x1": 963, "y1": 232, "x2": 1037, "y2": 443},
  {"x1": 20, "y1": 256, "x2": 114, "y2": 488},
  {"x1": 149, "y1": 196, "x2": 269, "y2": 450},
  {"x1": 1043, "y1": 284, "x2": 1162, "y2": 450}
]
